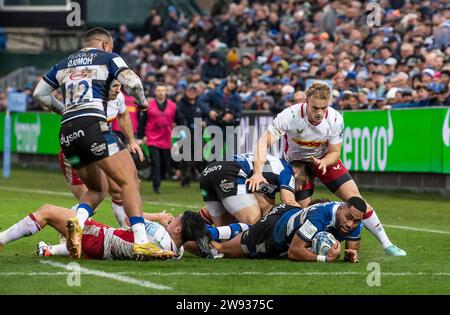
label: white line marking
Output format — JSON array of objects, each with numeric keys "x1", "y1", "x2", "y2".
[
  {"x1": 2, "y1": 186, "x2": 449, "y2": 235},
  {"x1": 384, "y1": 224, "x2": 450, "y2": 235},
  {"x1": 39, "y1": 260, "x2": 172, "y2": 290},
  {"x1": 0, "y1": 186, "x2": 200, "y2": 209},
  {"x1": 0, "y1": 272, "x2": 69, "y2": 276},
  {"x1": 1, "y1": 270, "x2": 449, "y2": 277}
]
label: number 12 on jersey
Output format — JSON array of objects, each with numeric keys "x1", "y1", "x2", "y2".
[{"x1": 65, "y1": 80, "x2": 92, "y2": 106}]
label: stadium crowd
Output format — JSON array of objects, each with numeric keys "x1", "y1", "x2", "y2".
[
  {"x1": 2, "y1": 0, "x2": 450, "y2": 114},
  {"x1": 1, "y1": 0, "x2": 450, "y2": 191},
  {"x1": 113, "y1": 0, "x2": 450, "y2": 114}
]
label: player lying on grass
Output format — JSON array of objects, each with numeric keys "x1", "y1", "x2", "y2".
[
  {"x1": 210, "y1": 196, "x2": 367, "y2": 263},
  {"x1": 0, "y1": 204, "x2": 207, "y2": 261},
  {"x1": 199, "y1": 153, "x2": 309, "y2": 226}
]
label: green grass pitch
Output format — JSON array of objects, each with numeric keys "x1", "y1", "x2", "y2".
[{"x1": 0, "y1": 168, "x2": 449, "y2": 294}]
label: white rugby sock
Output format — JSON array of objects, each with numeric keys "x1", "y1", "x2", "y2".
[
  {"x1": 131, "y1": 223, "x2": 148, "y2": 244},
  {"x1": 112, "y1": 200, "x2": 128, "y2": 229},
  {"x1": 0, "y1": 214, "x2": 41, "y2": 245},
  {"x1": 49, "y1": 243, "x2": 70, "y2": 256},
  {"x1": 363, "y1": 208, "x2": 393, "y2": 248},
  {"x1": 75, "y1": 203, "x2": 93, "y2": 229}
]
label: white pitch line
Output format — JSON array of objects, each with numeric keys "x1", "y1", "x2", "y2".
[
  {"x1": 114, "y1": 271, "x2": 450, "y2": 277},
  {"x1": 1, "y1": 186, "x2": 449, "y2": 235},
  {"x1": 1, "y1": 270, "x2": 449, "y2": 277},
  {"x1": 39, "y1": 260, "x2": 172, "y2": 290},
  {"x1": 384, "y1": 224, "x2": 450, "y2": 235},
  {"x1": 0, "y1": 272, "x2": 69, "y2": 276}
]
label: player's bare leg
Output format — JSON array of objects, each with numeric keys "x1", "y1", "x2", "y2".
[
  {"x1": 106, "y1": 175, "x2": 129, "y2": 228},
  {"x1": 69, "y1": 184, "x2": 88, "y2": 201},
  {"x1": 211, "y1": 234, "x2": 245, "y2": 258},
  {"x1": 96, "y1": 150, "x2": 149, "y2": 245},
  {"x1": 0, "y1": 204, "x2": 74, "y2": 254},
  {"x1": 67, "y1": 163, "x2": 108, "y2": 259},
  {"x1": 335, "y1": 180, "x2": 406, "y2": 256},
  {"x1": 221, "y1": 194, "x2": 261, "y2": 224},
  {"x1": 96, "y1": 150, "x2": 142, "y2": 217},
  {"x1": 231, "y1": 206, "x2": 261, "y2": 225},
  {"x1": 253, "y1": 192, "x2": 275, "y2": 217},
  {"x1": 296, "y1": 196, "x2": 312, "y2": 208}
]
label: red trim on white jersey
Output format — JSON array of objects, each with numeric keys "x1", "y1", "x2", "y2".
[{"x1": 301, "y1": 103, "x2": 305, "y2": 118}]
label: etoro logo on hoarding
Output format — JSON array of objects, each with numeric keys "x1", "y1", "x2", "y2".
[
  {"x1": 443, "y1": 109, "x2": 450, "y2": 147},
  {"x1": 342, "y1": 112, "x2": 393, "y2": 172},
  {"x1": 14, "y1": 115, "x2": 41, "y2": 153}
]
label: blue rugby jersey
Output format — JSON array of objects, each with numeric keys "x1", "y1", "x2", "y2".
[
  {"x1": 232, "y1": 153, "x2": 295, "y2": 196},
  {"x1": 272, "y1": 202, "x2": 363, "y2": 249},
  {"x1": 43, "y1": 47, "x2": 129, "y2": 124}
]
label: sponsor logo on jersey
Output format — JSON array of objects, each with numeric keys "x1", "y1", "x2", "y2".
[
  {"x1": 69, "y1": 69, "x2": 88, "y2": 81},
  {"x1": 68, "y1": 155, "x2": 80, "y2": 166},
  {"x1": 202, "y1": 165, "x2": 222, "y2": 176},
  {"x1": 220, "y1": 179, "x2": 235, "y2": 193},
  {"x1": 99, "y1": 121, "x2": 109, "y2": 132},
  {"x1": 90, "y1": 142, "x2": 106, "y2": 156},
  {"x1": 292, "y1": 138, "x2": 326, "y2": 148},
  {"x1": 60, "y1": 130, "x2": 85, "y2": 146}
]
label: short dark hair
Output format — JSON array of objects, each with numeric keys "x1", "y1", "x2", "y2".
[
  {"x1": 84, "y1": 27, "x2": 111, "y2": 42},
  {"x1": 180, "y1": 211, "x2": 207, "y2": 244},
  {"x1": 346, "y1": 196, "x2": 367, "y2": 213}
]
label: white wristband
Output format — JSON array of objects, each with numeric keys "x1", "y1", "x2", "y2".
[{"x1": 317, "y1": 255, "x2": 327, "y2": 262}]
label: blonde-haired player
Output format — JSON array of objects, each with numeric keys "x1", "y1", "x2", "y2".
[{"x1": 246, "y1": 81, "x2": 406, "y2": 256}]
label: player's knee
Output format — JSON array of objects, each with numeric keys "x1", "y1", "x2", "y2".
[{"x1": 37, "y1": 204, "x2": 53, "y2": 217}]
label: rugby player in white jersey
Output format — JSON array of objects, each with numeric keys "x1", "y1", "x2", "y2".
[
  {"x1": 59, "y1": 80, "x2": 143, "y2": 228},
  {"x1": 33, "y1": 27, "x2": 152, "y2": 259},
  {"x1": 0, "y1": 204, "x2": 210, "y2": 261},
  {"x1": 246, "y1": 81, "x2": 406, "y2": 256}
]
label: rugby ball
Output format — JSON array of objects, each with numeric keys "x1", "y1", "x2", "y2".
[{"x1": 311, "y1": 231, "x2": 337, "y2": 255}]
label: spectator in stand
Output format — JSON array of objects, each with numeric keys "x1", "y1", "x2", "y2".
[
  {"x1": 201, "y1": 51, "x2": 228, "y2": 84},
  {"x1": 164, "y1": 6, "x2": 180, "y2": 33},
  {"x1": 177, "y1": 83, "x2": 206, "y2": 186},
  {"x1": 144, "y1": 14, "x2": 163, "y2": 42},
  {"x1": 113, "y1": 24, "x2": 135, "y2": 54},
  {"x1": 198, "y1": 75, "x2": 243, "y2": 156}
]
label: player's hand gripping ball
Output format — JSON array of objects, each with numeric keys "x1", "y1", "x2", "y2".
[{"x1": 311, "y1": 231, "x2": 337, "y2": 255}]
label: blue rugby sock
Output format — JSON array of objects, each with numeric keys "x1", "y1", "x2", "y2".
[{"x1": 206, "y1": 223, "x2": 251, "y2": 241}]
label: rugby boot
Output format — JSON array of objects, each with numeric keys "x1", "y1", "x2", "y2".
[
  {"x1": 36, "y1": 241, "x2": 52, "y2": 257},
  {"x1": 385, "y1": 244, "x2": 407, "y2": 256},
  {"x1": 132, "y1": 242, "x2": 174, "y2": 260},
  {"x1": 66, "y1": 217, "x2": 82, "y2": 259}
]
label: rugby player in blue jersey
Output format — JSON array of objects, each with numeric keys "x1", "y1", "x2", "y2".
[
  {"x1": 199, "y1": 153, "x2": 309, "y2": 226},
  {"x1": 211, "y1": 196, "x2": 367, "y2": 263},
  {"x1": 33, "y1": 27, "x2": 152, "y2": 259}
]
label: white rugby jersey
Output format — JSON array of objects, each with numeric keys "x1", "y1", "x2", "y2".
[
  {"x1": 144, "y1": 220, "x2": 184, "y2": 259},
  {"x1": 106, "y1": 92, "x2": 126, "y2": 123},
  {"x1": 267, "y1": 103, "x2": 344, "y2": 161}
]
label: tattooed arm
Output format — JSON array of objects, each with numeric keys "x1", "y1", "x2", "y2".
[{"x1": 117, "y1": 69, "x2": 147, "y2": 109}]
